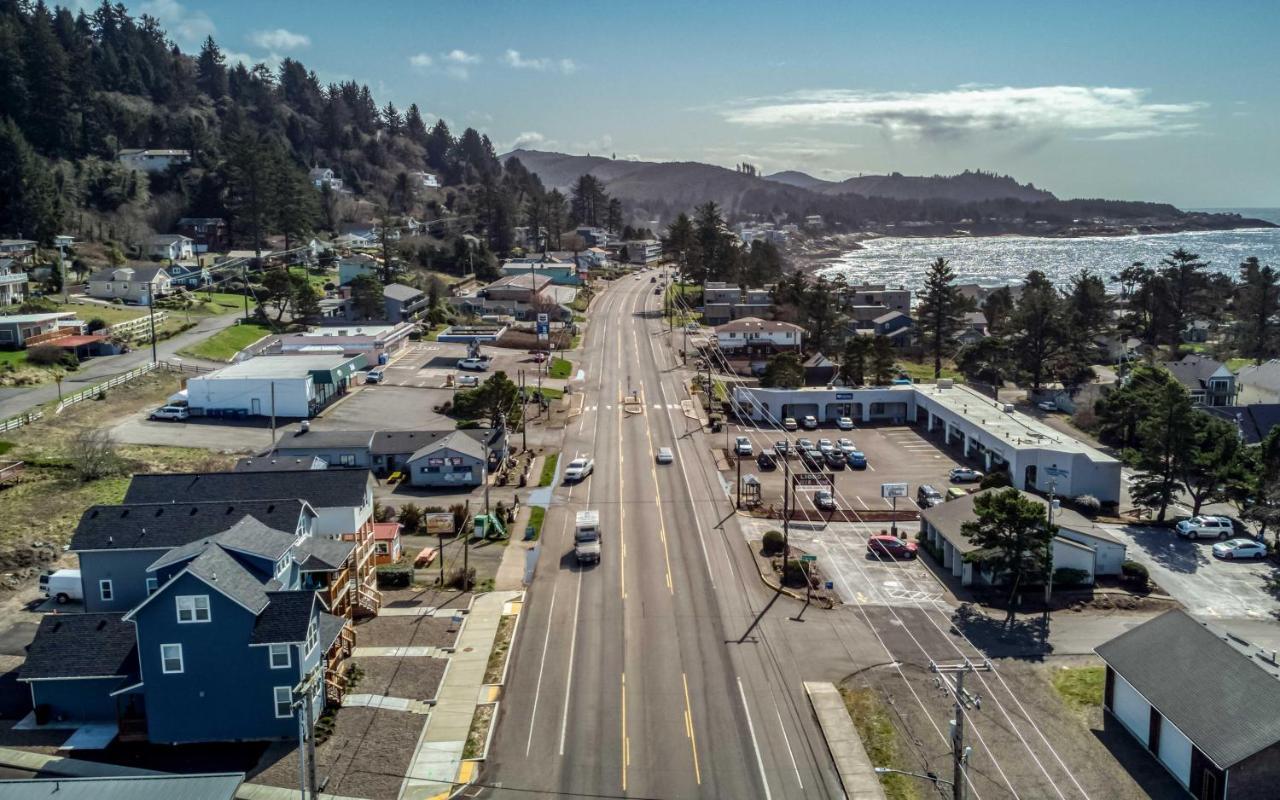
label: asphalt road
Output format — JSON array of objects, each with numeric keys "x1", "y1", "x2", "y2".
[{"x1": 485, "y1": 275, "x2": 842, "y2": 799}]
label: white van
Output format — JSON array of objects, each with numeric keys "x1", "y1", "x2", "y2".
[
  {"x1": 39, "y1": 569, "x2": 83, "y2": 604},
  {"x1": 574, "y1": 510, "x2": 601, "y2": 565}
]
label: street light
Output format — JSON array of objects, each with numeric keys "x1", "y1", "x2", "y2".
[{"x1": 874, "y1": 767, "x2": 954, "y2": 788}]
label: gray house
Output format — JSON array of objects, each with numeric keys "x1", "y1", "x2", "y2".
[
  {"x1": 268, "y1": 426, "x2": 509, "y2": 477},
  {"x1": 86, "y1": 266, "x2": 171, "y2": 305},
  {"x1": 1163, "y1": 354, "x2": 1237, "y2": 407},
  {"x1": 383, "y1": 283, "x2": 429, "y2": 322},
  {"x1": 1097, "y1": 610, "x2": 1280, "y2": 799},
  {"x1": 406, "y1": 431, "x2": 487, "y2": 488}
]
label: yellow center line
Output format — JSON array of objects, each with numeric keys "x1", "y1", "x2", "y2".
[
  {"x1": 618, "y1": 397, "x2": 626, "y2": 601},
  {"x1": 641, "y1": 399, "x2": 675, "y2": 594},
  {"x1": 621, "y1": 673, "x2": 629, "y2": 791},
  {"x1": 682, "y1": 672, "x2": 702, "y2": 784}
]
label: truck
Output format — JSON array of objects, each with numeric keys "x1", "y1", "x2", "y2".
[{"x1": 574, "y1": 510, "x2": 601, "y2": 565}]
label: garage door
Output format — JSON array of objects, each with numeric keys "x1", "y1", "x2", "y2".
[
  {"x1": 1157, "y1": 716, "x2": 1193, "y2": 788},
  {"x1": 785, "y1": 403, "x2": 819, "y2": 420},
  {"x1": 1112, "y1": 673, "x2": 1150, "y2": 746}
]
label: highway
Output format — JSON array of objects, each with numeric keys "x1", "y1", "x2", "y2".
[{"x1": 484, "y1": 274, "x2": 842, "y2": 799}]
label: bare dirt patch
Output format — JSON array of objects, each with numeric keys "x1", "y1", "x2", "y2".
[
  {"x1": 353, "y1": 615, "x2": 457, "y2": 650},
  {"x1": 350, "y1": 656, "x2": 447, "y2": 702}
]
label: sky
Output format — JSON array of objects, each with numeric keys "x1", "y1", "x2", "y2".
[{"x1": 101, "y1": 0, "x2": 1280, "y2": 207}]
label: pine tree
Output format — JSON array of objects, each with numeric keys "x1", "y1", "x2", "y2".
[
  {"x1": 196, "y1": 35, "x2": 228, "y2": 98},
  {"x1": 870, "y1": 336, "x2": 896, "y2": 385},
  {"x1": 405, "y1": 103, "x2": 428, "y2": 146},
  {"x1": 917, "y1": 257, "x2": 967, "y2": 379},
  {"x1": 1234, "y1": 257, "x2": 1280, "y2": 364}
]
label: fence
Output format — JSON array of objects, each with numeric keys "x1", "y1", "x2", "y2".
[
  {"x1": 107, "y1": 312, "x2": 170, "y2": 340},
  {"x1": 0, "y1": 410, "x2": 42, "y2": 433},
  {"x1": 55, "y1": 362, "x2": 160, "y2": 414}
]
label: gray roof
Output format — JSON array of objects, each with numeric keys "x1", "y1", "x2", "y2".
[
  {"x1": 124, "y1": 470, "x2": 371, "y2": 509},
  {"x1": 1202, "y1": 404, "x2": 1280, "y2": 445},
  {"x1": 319, "y1": 612, "x2": 347, "y2": 651},
  {"x1": 235, "y1": 455, "x2": 329, "y2": 471},
  {"x1": 1096, "y1": 609, "x2": 1280, "y2": 768},
  {"x1": 0, "y1": 774, "x2": 244, "y2": 800},
  {"x1": 369, "y1": 428, "x2": 499, "y2": 456},
  {"x1": 250, "y1": 591, "x2": 318, "y2": 645},
  {"x1": 294, "y1": 536, "x2": 356, "y2": 572},
  {"x1": 87, "y1": 265, "x2": 168, "y2": 283},
  {"x1": 410, "y1": 430, "x2": 486, "y2": 462},
  {"x1": 19, "y1": 613, "x2": 137, "y2": 681},
  {"x1": 874, "y1": 310, "x2": 910, "y2": 325},
  {"x1": 273, "y1": 428, "x2": 375, "y2": 450},
  {"x1": 185, "y1": 545, "x2": 270, "y2": 614},
  {"x1": 920, "y1": 488, "x2": 1118, "y2": 551},
  {"x1": 149, "y1": 234, "x2": 192, "y2": 245},
  {"x1": 1163, "y1": 354, "x2": 1228, "y2": 391},
  {"x1": 383, "y1": 283, "x2": 424, "y2": 301},
  {"x1": 147, "y1": 516, "x2": 296, "y2": 572},
  {"x1": 72, "y1": 500, "x2": 308, "y2": 552}
]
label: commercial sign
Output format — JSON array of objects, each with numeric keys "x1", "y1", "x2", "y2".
[
  {"x1": 800, "y1": 554, "x2": 817, "y2": 563},
  {"x1": 880, "y1": 482, "x2": 908, "y2": 499},
  {"x1": 792, "y1": 472, "x2": 834, "y2": 489},
  {"x1": 536, "y1": 312, "x2": 550, "y2": 341},
  {"x1": 425, "y1": 512, "x2": 456, "y2": 535},
  {"x1": 835, "y1": 393, "x2": 854, "y2": 401}
]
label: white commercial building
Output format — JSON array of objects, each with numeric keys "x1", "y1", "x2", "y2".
[
  {"x1": 186, "y1": 354, "x2": 364, "y2": 419},
  {"x1": 732, "y1": 383, "x2": 1122, "y2": 503}
]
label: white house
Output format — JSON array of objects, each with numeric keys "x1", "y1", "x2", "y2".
[
  {"x1": 0, "y1": 258, "x2": 28, "y2": 306},
  {"x1": 1236, "y1": 360, "x2": 1280, "y2": 406},
  {"x1": 85, "y1": 266, "x2": 171, "y2": 305},
  {"x1": 715, "y1": 317, "x2": 805, "y2": 353},
  {"x1": 409, "y1": 171, "x2": 440, "y2": 189},
  {"x1": 145, "y1": 234, "x2": 195, "y2": 262},
  {"x1": 117, "y1": 148, "x2": 190, "y2": 173},
  {"x1": 309, "y1": 167, "x2": 344, "y2": 192}
]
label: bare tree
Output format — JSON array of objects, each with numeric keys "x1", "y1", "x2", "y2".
[{"x1": 68, "y1": 428, "x2": 124, "y2": 482}]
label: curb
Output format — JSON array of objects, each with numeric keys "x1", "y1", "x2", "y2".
[{"x1": 743, "y1": 540, "x2": 836, "y2": 609}]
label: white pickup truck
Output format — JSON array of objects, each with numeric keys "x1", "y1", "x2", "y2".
[{"x1": 574, "y1": 510, "x2": 601, "y2": 565}]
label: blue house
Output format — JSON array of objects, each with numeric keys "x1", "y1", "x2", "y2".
[{"x1": 166, "y1": 263, "x2": 212, "y2": 288}]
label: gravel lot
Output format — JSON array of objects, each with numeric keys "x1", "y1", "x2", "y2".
[
  {"x1": 353, "y1": 614, "x2": 457, "y2": 649},
  {"x1": 351, "y1": 656, "x2": 448, "y2": 702}
]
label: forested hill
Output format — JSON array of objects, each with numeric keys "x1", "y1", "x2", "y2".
[{"x1": 763, "y1": 169, "x2": 1057, "y2": 204}]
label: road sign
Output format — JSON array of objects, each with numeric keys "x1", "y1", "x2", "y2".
[
  {"x1": 825, "y1": 581, "x2": 834, "y2": 590},
  {"x1": 800, "y1": 554, "x2": 817, "y2": 563},
  {"x1": 881, "y1": 482, "x2": 908, "y2": 498},
  {"x1": 536, "y1": 313, "x2": 549, "y2": 324},
  {"x1": 536, "y1": 313, "x2": 550, "y2": 341}
]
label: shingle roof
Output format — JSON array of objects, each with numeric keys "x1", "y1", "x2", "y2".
[
  {"x1": 1236, "y1": 360, "x2": 1280, "y2": 395},
  {"x1": 409, "y1": 430, "x2": 485, "y2": 462},
  {"x1": 1202, "y1": 404, "x2": 1280, "y2": 445},
  {"x1": 919, "y1": 488, "x2": 1118, "y2": 550},
  {"x1": 72, "y1": 500, "x2": 308, "y2": 552},
  {"x1": 874, "y1": 310, "x2": 910, "y2": 325},
  {"x1": 185, "y1": 546, "x2": 270, "y2": 614},
  {"x1": 383, "y1": 283, "x2": 424, "y2": 301},
  {"x1": 273, "y1": 429, "x2": 375, "y2": 450},
  {"x1": 234, "y1": 456, "x2": 329, "y2": 471},
  {"x1": 249, "y1": 591, "x2": 317, "y2": 645},
  {"x1": 1096, "y1": 609, "x2": 1280, "y2": 768},
  {"x1": 124, "y1": 470, "x2": 370, "y2": 509},
  {"x1": 147, "y1": 516, "x2": 296, "y2": 572},
  {"x1": 319, "y1": 612, "x2": 347, "y2": 652},
  {"x1": 19, "y1": 613, "x2": 137, "y2": 681},
  {"x1": 293, "y1": 536, "x2": 355, "y2": 572},
  {"x1": 149, "y1": 234, "x2": 192, "y2": 245},
  {"x1": 1162, "y1": 354, "x2": 1228, "y2": 391},
  {"x1": 0, "y1": 774, "x2": 245, "y2": 800},
  {"x1": 369, "y1": 428, "x2": 498, "y2": 456}
]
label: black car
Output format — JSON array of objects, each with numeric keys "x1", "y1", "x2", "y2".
[
  {"x1": 800, "y1": 449, "x2": 824, "y2": 471},
  {"x1": 824, "y1": 450, "x2": 846, "y2": 470},
  {"x1": 756, "y1": 452, "x2": 777, "y2": 470}
]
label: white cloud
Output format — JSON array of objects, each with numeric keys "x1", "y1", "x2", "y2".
[
  {"x1": 443, "y1": 49, "x2": 481, "y2": 65},
  {"x1": 502, "y1": 50, "x2": 577, "y2": 74},
  {"x1": 138, "y1": 0, "x2": 216, "y2": 47},
  {"x1": 409, "y1": 53, "x2": 434, "y2": 69},
  {"x1": 505, "y1": 131, "x2": 548, "y2": 150},
  {"x1": 249, "y1": 28, "x2": 310, "y2": 51},
  {"x1": 724, "y1": 86, "x2": 1204, "y2": 141}
]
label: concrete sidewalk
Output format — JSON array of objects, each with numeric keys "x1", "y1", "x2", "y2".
[
  {"x1": 401, "y1": 590, "x2": 522, "y2": 800},
  {"x1": 804, "y1": 681, "x2": 887, "y2": 800}
]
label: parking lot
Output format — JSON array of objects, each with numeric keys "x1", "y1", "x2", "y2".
[
  {"x1": 729, "y1": 421, "x2": 971, "y2": 513},
  {"x1": 1100, "y1": 523, "x2": 1280, "y2": 621}
]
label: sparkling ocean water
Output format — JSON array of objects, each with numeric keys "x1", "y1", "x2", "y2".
[{"x1": 817, "y1": 208, "x2": 1280, "y2": 290}]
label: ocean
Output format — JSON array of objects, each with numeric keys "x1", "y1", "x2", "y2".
[{"x1": 816, "y1": 208, "x2": 1280, "y2": 289}]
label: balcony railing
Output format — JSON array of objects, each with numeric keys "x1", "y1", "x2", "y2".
[{"x1": 0, "y1": 272, "x2": 27, "y2": 285}]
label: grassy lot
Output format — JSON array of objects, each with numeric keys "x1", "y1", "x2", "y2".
[
  {"x1": 538, "y1": 452, "x2": 559, "y2": 487},
  {"x1": 711, "y1": 379, "x2": 729, "y2": 402},
  {"x1": 46, "y1": 301, "x2": 145, "y2": 325},
  {"x1": 1226, "y1": 357, "x2": 1254, "y2": 371},
  {"x1": 535, "y1": 386, "x2": 564, "y2": 401},
  {"x1": 289, "y1": 266, "x2": 333, "y2": 292},
  {"x1": 841, "y1": 685, "x2": 921, "y2": 800},
  {"x1": 894, "y1": 358, "x2": 963, "y2": 383},
  {"x1": 1050, "y1": 666, "x2": 1105, "y2": 717},
  {"x1": 527, "y1": 506, "x2": 546, "y2": 541},
  {"x1": 570, "y1": 289, "x2": 592, "y2": 313},
  {"x1": 548, "y1": 357, "x2": 572, "y2": 379},
  {"x1": 179, "y1": 321, "x2": 275, "y2": 362},
  {"x1": 423, "y1": 324, "x2": 446, "y2": 342}
]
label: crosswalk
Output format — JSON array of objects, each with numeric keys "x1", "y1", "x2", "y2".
[{"x1": 580, "y1": 403, "x2": 679, "y2": 412}]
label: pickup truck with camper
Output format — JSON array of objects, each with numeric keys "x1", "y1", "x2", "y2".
[{"x1": 575, "y1": 510, "x2": 601, "y2": 565}]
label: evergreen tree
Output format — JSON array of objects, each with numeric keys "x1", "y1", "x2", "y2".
[
  {"x1": 405, "y1": 103, "x2": 428, "y2": 146},
  {"x1": 274, "y1": 162, "x2": 317, "y2": 253},
  {"x1": 0, "y1": 118, "x2": 60, "y2": 242},
  {"x1": 20, "y1": 2, "x2": 71, "y2": 156},
  {"x1": 961, "y1": 488, "x2": 1051, "y2": 624},
  {"x1": 223, "y1": 131, "x2": 279, "y2": 256},
  {"x1": 1009, "y1": 270, "x2": 1065, "y2": 390},
  {"x1": 839, "y1": 336, "x2": 870, "y2": 386},
  {"x1": 869, "y1": 335, "x2": 897, "y2": 385},
  {"x1": 1131, "y1": 376, "x2": 1197, "y2": 522},
  {"x1": 1234, "y1": 257, "x2": 1280, "y2": 364},
  {"x1": 917, "y1": 257, "x2": 967, "y2": 379},
  {"x1": 196, "y1": 36, "x2": 228, "y2": 98},
  {"x1": 662, "y1": 213, "x2": 695, "y2": 282},
  {"x1": 1155, "y1": 248, "x2": 1209, "y2": 346},
  {"x1": 760, "y1": 352, "x2": 803, "y2": 388},
  {"x1": 425, "y1": 119, "x2": 453, "y2": 172}
]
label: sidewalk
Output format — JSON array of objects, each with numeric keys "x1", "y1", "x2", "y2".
[
  {"x1": 804, "y1": 682, "x2": 887, "y2": 800},
  {"x1": 401, "y1": 590, "x2": 522, "y2": 800}
]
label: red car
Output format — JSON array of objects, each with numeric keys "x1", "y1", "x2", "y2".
[{"x1": 867, "y1": 535, "x2": 918, "y2": 560}]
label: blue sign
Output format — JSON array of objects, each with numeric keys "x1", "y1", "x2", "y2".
[
  {"x1": 835, "y1": 393, "x2": 853, "y2": 400},
  {"x1": 1045, "y1": 466, "x2": 1069, "y2": 478}
]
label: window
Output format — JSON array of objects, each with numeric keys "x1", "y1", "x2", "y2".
[
  {"x1": 375, "y1": 541, "x2": 389, "y2": 555},
  {"x1": 145, "y1": 577, "x2": 158, "y2": 595},
  {"x1": 160, "y1": 643, "x2": 184, "y2": 674},
  {"x1": 274, "y1": 686, "x2": 293, "y2": 718},
  {"x1": 269, "y1": 644, "x2": 291, "y2": 669},
  {"x1": 99, "y1": 580, "x2": 113, "y2": 602},
  {"x1": 176, "y1": 595, "x2": 210, "y2": 623},
  {"x1": 339, "y1": 454, "x2": 355, "y2": 466},
  {"x1": 304, "y1": 621, "x2": 318, "y2": 656}
]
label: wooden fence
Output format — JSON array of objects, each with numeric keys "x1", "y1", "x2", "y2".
[{"x1": 54, "y1": 362, "x2": 160, "y2": 414}]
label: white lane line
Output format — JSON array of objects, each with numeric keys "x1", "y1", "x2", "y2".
[
  {"x1": 774, "y1": 703, "x2": 803, "y2": 790},
  {"x1": 738, "y1": 676, "x2": 774, "y2": 800},
  {"x1": 856, "y1": 496, "x2": 870, "y2": 510},
  {"x1": 525, "y1": 575, "x2": 559, "y2": 756}
]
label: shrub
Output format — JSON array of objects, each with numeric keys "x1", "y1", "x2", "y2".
[
  {"x1": 781, "y1": 558, "x2": 811, "y2": 588},
  {"x1": 446, "y1": 565, "x2": 476, "y2": 591},
  {"x1": 1121, "y1": 560, "x2": 1149, "y2": 587},
  {"x1": 376, "y1": 565, "x2": 412, "y2": 589},
  {"x1": 979, "y1": 470, "x2": 1011, "y2": 490},
  {"x1": 85, "y1": 317, "x2": 108, "y2": 333},
  {"x1": 26, "y1": 345, "x2": 73, "y2": 367},
  {"x1": 1073, "y1": 494, "x2": 1101, "y2": 513},
  {"x1": 1053, "y1": 567, "x2": 1091, "y2": 588},
  {"x1": 456, "y1": 419, "x2": 480, "y2": 430},
  {"x1": 762, "y1": 530, "x2": 785, "y2": 555},
  {"x1": 398, "y1": 502, "x2": 423, "y2": 533},
  {"x1": 67, "y1": 428, "x2": 123, "y2": 482},
  {"x1": 373, "y1": 501, "x2": 393, "y2": 523}
]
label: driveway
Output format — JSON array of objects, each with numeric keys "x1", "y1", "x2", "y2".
[{"x1": 1101, "y1": 524, "x2": 1280, "y2": 621}]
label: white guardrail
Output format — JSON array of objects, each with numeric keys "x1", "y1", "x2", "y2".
[{"x1": 54, "y1": 362, "x2": 160, "y2": 414}]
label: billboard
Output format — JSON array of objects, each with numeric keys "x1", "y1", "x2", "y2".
[
  {"x1": 425, "y1": 512, "x2": 456, "y2": 535},
  {"x1": 880, "y1": 482, "x2": 908, "y2": 498}
]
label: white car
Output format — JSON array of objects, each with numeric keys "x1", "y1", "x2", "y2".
[
  {"x1": 949, "y1": 467, "x2": 983, "y2": 483},
  {"x1": 656, "y1": 447, "x2": 674, "y2": 464},
  {"x1": 365, "y1": 368, "x2": 384, "y2": 384},
  {"x1": 815, "y1": 490, "x2": 837, "y2": 511},
  {"x1": 818, "y1": 438, "x2": 835, "y2": 454},
  {"x1": 456, "y1": 374, "x2": 480, "y2": 387},
  {"x1": 150, "y1": 405, "x2": 189, "y2": 421},
  {"x1": 1176, "y1": 515, "x2": 1234, "y2": 540},
  {"x1": 457, "y1": 357, "x2": 490, "y2": 371},
  {"x1": 836, "y1": 417, "x2": 855, "y2": 430},
  {"x1": 563, "y1": 457, "x2": 594, "y2": 482},
  {"x1": 801, "y1": 415, "x2": 819, "y2": 430},
  {"x1": 1212, "y1": 538, "x2": 1267, "y2": 560},
  {"x1": 838, "y1": 438, "x2": 857, "y2": 455},
  {"x1": 734, "y1": 436, "x2": 753, "y2": 456},
  {"x1": 783, "y1": 417, "x2": 798, "y2": 431}
]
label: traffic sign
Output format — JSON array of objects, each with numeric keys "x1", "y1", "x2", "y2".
[
  {"x1": 800, "y1": 554, "x2": 817, "y2": 563},
  {"x1": 880, "y1": 482, "x2": 908, "y2": 498}
]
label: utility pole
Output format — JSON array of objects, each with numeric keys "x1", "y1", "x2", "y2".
[
  {"x1": 242, "y1": 263, "x2": 249, "y2": 319},
  {"x1": 932, "y1": 659, "x2": 991, "y2": 800},
  {"x1": 146, "y1": 279, "x2": 158, "y2": 364},
  {"x1": 736, "y1": 446, "x2": 742, "y2": 509},
  {"x1": 782, "y1": 456, "x2": 791, "y2": 563},
  {"x1": 269, "y1": 382, "x2": 277, "y2": 452},
  {"x1": 519, "y1": 370, "x2": 527, "y2": 451},
  {"x1": 1044, "y1": 477, "x2": 1057, "y2": 628}
]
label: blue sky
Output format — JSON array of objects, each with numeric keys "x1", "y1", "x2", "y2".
[{"x1": 117, "y1": 0, "x2": 1278, "y2": 206}]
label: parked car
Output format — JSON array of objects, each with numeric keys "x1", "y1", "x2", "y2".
[
  {"x1": 946, "y1": 487, "x2": 969, "y2": 501},
  {"x1": 949, "y1": 467, "x2": 984, "y2": 483},
  {"x1": 650, "y1": 276, "x2": 657, "y2": 283},
  {"x1": 365, "y1": 368, "x2": 385, "y2": 384},
  {"x1": 564, "y1": 457, "x2": 595, "y2": 481},
  {"x1": 814, "y1": 490, "x2": 837, "y2": 511},
  {"x1": 457, "y1": 357, "x2": 490, "y2": 371},
  {"x1": 756, "y1": 452, "x2": 777, "y2": 471},
  {"x1": 685, "y1": 322, "x2": 699, "y2": 332},
  {"x1": 774, "y1": 441, "x2": 791, "y2": 457},
  {"x1": 1176, "y1": 515, "x2": 1234, "y2": 540},
  {"x1": 867, "y1": 535, "x2": 918, "y2": 560},
  {"x1": 456, "y1": 374, "x2": 480, "y2": 387},
  {"x1": 824, "y1": 450, "x2": 846, "y2": 470},
  {"x1": 801, "y1": 449, "x2": 824, "y2": 471},
  {"x1": 1037, "y1": 400, "x2": 1057, "y2": 412},
  {"x1": 149, "y1": 405, "x2": 189, "y2": 421},
  {"x1": 838, "y1": 438, "x2": 857, "y2": 455},
  {"x1": 530, "y1": 352, "x2": 548, "y2": 363},
  {"x1": 39, "y1": 569, "x2": 82, "y2": 604},
  {"x1": 801, "y1": 415, "x2": 819, "y2": 430},
  {"x1": 656, "y1": 447, "x2": 674, "y2": 464},
  {"x1": 1212, "y1": 538, "x2": 1268, "y2": 560},
  {"x1": 783, "y1": 417, "x2": 798, "y2": 431},
  {"x1": 817, "y1": 438, "x2": 835, "y2": 454},
  {"x1": 836, "y1": 417, "x2": 855, "y2": 430},
  {"x1": 847, "y1": 450, "x2": 867, "y2": 469},
  {"x1": 797, "y1": 438, "x2": 815, "y2": 451},
  {"x1": 917, "y1": 484, "x2": 944, "y2": 508},
  {"x1": 735, "y1": 436, "x2": 754, "y2": 456}
]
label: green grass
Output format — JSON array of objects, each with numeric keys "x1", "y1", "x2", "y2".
[
  {"x1": 1226, "y1": 357, "x2": 1253, "y2": 371},
  {"x1": 570, "y1": 333, "x2": 582, "y2": 350},
  {"x1": 570, "y1": 289, "x2": 592, "y2": 313},
  {"x1": 289, "y1": 266, "x2": 332, "y2": 292},
  {"x1": 0, "y1": 440, "x2": 14, "y2": 456},
  {"x1": 841, "y1": 686, "x2": 920, "y2": 800},
  {"x1": 572, "y1": 313, "x2": 586, "y2": 323},
  {"x1": 711, "y1": 379, "x2": 729, "y2": 402},
  {"x1": 538, "y1": 452, "x2": 559, "y2": 487},
  {"x1": 536, "y1": 387, "x2": 564, "y2": 400},
  {"x1": 0, "y1": 351, "x2": 29, "y2": 368},
  {"x1": 548, "y1": 357, "x2": 572, "y2": 379},
  {"x1": 44, "y1": 301, "x2": 144, "y2": 326},
  {"x1": 527, "y1": 506, "x2": 546, "y2": 541},
  {"x1": 894, "y1": 359, "x2": 963, "y2": 383},
  {"x1": 1050, "y1": 666, "x2": 1105, "y2": 716},
  {"x1": 187, "y1": 291, "x2": 254, "y2": 311},
  {"x1": 423, "y1": 324, "x2": 446, "y2": 341},
  {"x1": 178, "y1": 321, "x2": 275, "y2": 362}
]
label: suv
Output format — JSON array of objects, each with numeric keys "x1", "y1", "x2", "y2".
[
  {"x1": 756, "y1": 452, "x2": 777, "y2": 471},
  {"x1": 735, "y1": 436, "x2": 754, "y2": 456},
  {"x1": 824, "y1": 450, "x2": 846, "y2": 470},
  {"x1": 800, "y1": 449, "x2": 824, "y2": 471},
  {"x1": 150, "y1": 405, "x2": 189, "y2": 421},
  {"x1": 1175, "y1": 515, "x2": 1234, "y2": 540},
  {"x1": 457, "y1": 357, "x2": 490, "y2": 371},
  {"x1": 949, "y1": 467, "x2": 983, "y2": 483},
  {"x1": 836, "y1": 417, "x2": 855, "y2": 430},
  {"x1": 917, "y1": 484, "x2": 944, "y2": 508},
  {"x1": 365, "y1": 368, "x2": 384, "y2": 384},
  {"x1": 814, "y1": 490, "x2": 837, "y2": 511}
]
